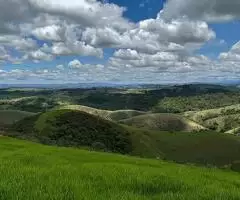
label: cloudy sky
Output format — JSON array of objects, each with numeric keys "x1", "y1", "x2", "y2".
[{"x1": 0, "y1": 0, "x2": 240, "y2": 84}]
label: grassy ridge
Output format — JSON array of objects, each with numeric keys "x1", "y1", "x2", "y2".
[
  {"x1": 184, "y1": 104, "x2": 240, "y2": 132},
  {"x1": 0, "y1": 136, "x2": 240, "y2": 200},
  {"x1": 120, "y1": 113, "x2": 206, "y2": 132},
  {"x1": 57, "y1": 104, "x2": 146, "y2": 121}
]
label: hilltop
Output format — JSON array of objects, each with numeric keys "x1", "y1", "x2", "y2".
[
  {"x1": 120, "y1": 113, "x2": 206, "y2": 132},
  {"x1": 12, "y1": 109, "x2": 132, "y2": 154},
  {"x1": 184, "y1": 104, "x2": 240, "y2": 133},
  {"x1": 56, "y1": 105, "x2": 146, "y2": 121}
]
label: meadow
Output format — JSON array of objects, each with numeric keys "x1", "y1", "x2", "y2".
[{"x1": 0, "y1": 136, "x2": 240, "y2": 200}]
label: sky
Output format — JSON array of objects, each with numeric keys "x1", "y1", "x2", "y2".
[{"x1": 0, "y1": 0, "x2": 240, "y2": 84}]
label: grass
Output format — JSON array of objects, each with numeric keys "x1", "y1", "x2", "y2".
[
  {"x1": 57, "y1": 104, "x2": 146, "y2": 121},
  {"x1": 0, "y1": 136, "x2": 240, "y2": 200},
  {"x1": 127, "y1": 126, "x2": 240, "y2": 168},
  {"x1": 184, "y1": 104, "x2": 240, "y2": 132},
  {"x1": 0, "y1": 110, "x2": 35, "y2": 125},
  {"x1": 120, "y1": 113, "x2": 206, "y2": 132}
]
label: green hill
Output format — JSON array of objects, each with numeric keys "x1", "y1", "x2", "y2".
[
  {"x1": 127, "y1": 126, "x2": 240, "y2": 168},
  {"x1": 10, "y1": 110, "x2": 240, "y2": 168},
  {"x1": 13, "y1": 109, "x2": 132, "y2": 154},
  {"x1": 0, "y1": 110, "x2": 35, "y2": 125},
  {"x1": 0, "y1": 136, "x2": 240, "y2": 200},
  {"x1": 184, "y1": 104, "x2": 240, "y2": 132},
  {"x1": 57, "y1": 105, "x2": 146, "y2": 121},
  {"x1": 120, "y1": 113, "x2": 206, "y2": 132}
]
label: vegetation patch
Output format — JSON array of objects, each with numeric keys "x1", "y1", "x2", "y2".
[
  {"x1": 13, "y1": 110, "x2": 132, "y2": 154},
  {"x1": 120, "y1": 113, "x2": 206, "y2": 132},
  {"x1": 184, "y1": 104, "x2": 240, "y2": 132}
]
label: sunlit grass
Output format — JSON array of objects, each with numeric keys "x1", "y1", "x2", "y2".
[{"x1": 0, "y1": 136, "x2": 240, "y2": 200}]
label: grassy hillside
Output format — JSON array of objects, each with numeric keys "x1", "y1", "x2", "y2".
[
  {"x1": 10, "y1": 111, "x2": 240, "y2": 168},
  {"x1": 120, "y1": 113, "x2": 206, "y2": 132},
  {"x1": 0, "y1": 110, "x2": 35, "y2": 125},
  {"x1": 13, "y1": 109, "x2": 132, "y2": 154},
  {"x1": 57, "y1": 105, "x2": 146, "y2": 121},
  {"x1": 0, "y1": 136, "x2": 240, "y2": 200},
  {"x1": 127, "y1": 126, "x2": 240, "y2": 168},
  {"x1": 184, "y1": 104, "x2": 240, "y2": 132}
]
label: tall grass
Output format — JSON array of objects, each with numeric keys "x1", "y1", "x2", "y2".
[{"x1": 0, "y1": 136, "x2": 240, "y2": 200}]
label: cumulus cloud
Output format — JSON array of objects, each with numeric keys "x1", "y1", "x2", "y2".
[
  {"x1": 26, "y1": 49, "x2": 54, "y2": 62},
  {"x1": 32, "y1": 25, "x2": 63, "y2": 41},
  {"x1": 68, "y1": 59, "x2": 83, "y2": 69},
  {"x1": 0, "y1": 0, "x2": 239, "y2": 83},
  {"x1": 219, "y1": 41, "x2": 240, "y2": 62},
  {"x1": 161, "y1": 0, "x2": 240, "y2": 22}
]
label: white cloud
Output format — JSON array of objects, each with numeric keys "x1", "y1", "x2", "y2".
[
  {"x1": 32, "y1": 25, "x2": 63, "y2": 41},
  {"x1": 56, "y1": 64, "x2": 65, "y2": 70},
  {"x1": 68, "y1": 59, "x2": 83, "y2": 69},
  {"x1": 28, "y1": 0, "x2": 132, "y2": 30},
  {"x1": 139, "y1": 18, "x2": 215, "y2": 45},
  {"x1": 52, "y1": 41, "x2": 103, "y2": 57},
  {"x1": 26, "y1": 49, "x2": 54, "y2": 62},
  {"x1": 161, "y1": 0, "x2": 240, "y2": 22},
  {"x1": 0, "y1": 35, "x2": 38, "y2": 51},
  {"x1": 113, "y1": 49, "x2": 140, "y2": 60},
  {"x1": 219, "y1": 41, "x2": 240, "y2": 62},
  {"x1": 0, "y1": 0, "x2": 239, "y2": 83}
]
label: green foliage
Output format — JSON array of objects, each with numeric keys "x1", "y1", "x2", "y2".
[
  {"x1": 13, "y1": 110, "x2": 132, "y2": 154},
  {"x1": 0, "y1": 96, "x2": 58, "y2": 112},
  {"x1": 153, "y1": 93, "x2": 240, "y2": 113},
  {"x1": 0, "y1": 136, "x2": 240, "y2": 200}
]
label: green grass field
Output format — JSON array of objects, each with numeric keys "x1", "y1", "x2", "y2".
[
  {"x1": 0, "y1": 136, "x2": 240, "y2": 200},
  {"x1": 128, "y1": 127, "x2": 240, "y2": 168}
]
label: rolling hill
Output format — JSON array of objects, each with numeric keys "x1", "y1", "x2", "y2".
[
  {"x1": 56, "y1": 105, "x2": 146, "y2": 121},
  {"x1": 127, "y1": 126, "x2": 240, "y2": 168},
  {"x1": 13, "y1": 109, "x2": 132, "y2": 154},
  {"x1": 9, "y1": 109, "x2": 240, "y2": 169},
  {"x1": 184, "y1": 104, "x2": 240, "y2": 133},
  {"x1": 120, "y1": 113, "x2": 206, "y2": 132},
  {"x1": 0, "y1": 136, "x2": 240, "y2": 200}
]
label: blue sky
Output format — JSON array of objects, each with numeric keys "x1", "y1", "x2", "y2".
[{"x1": 0, "y1": 0, "x2": 240, "y2": 84}]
